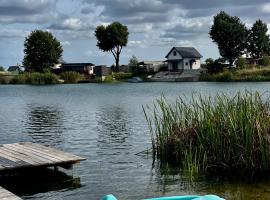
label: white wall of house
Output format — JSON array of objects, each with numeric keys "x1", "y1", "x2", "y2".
[
  {"x1": 193, "y1": 59, "x2": 201, "y2": 69},
  {"x1": 182, "y1": 58, "x2": 201, "y2": 69},
  {"x1": 86, "y1": 66, "x2": 94, "y2": 75},
  {"x1": 167, "y1": 49, "x2": 201, "y2": 71},
  {"x1": 167, "y1": 50, "x2": 183, "y2": 60}
]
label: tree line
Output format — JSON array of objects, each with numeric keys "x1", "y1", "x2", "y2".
[
  {"x1": 210, "y1": 11, "x2": 270, "y2": 66},
  {"x1": 22, "y1": 11, "x2": 270, "y2": 73},
  {"x1": 23, "y1": 22, "x2": 128, "y2": 73}
]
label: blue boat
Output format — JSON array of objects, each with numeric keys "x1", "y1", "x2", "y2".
[{"x1": 101, "y1": 194, "x2": 224, "y2": 200}]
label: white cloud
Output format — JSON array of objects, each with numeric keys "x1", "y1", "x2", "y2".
[{"x1": 262, "y1": 3, "x2": 270, "y2": 13}]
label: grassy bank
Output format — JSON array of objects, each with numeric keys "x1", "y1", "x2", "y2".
[
  {"x1": 144, "y1": 91, "x2": 270, "y2": 176},
  {"x1": 104, "y1": 72, "x2": 133, "y2": 83},
  {"x1": 201, "y1": 66, "x2": 270, "y2": 81},
  {"x1": 60, "y1": 71, "x2": 84, "y2": 83},
  {"x1": 10, "y1": 73, "x2": 59, "y2": 85}
]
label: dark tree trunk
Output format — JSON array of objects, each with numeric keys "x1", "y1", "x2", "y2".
[{"x1": 115, "y1": 54, "x2": 120, "y2": 72}]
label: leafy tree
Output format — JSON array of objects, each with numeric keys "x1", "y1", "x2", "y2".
[
  {"x1": 259, "y1": 56, "x2": 270, "y2": 66},
  {"x1": 128, "y1": 55, "x2": 139, "y2": 66},
  {"x1": 23, "y1": 30, "x2": 63, "y2": 72},
  {"x1": 205, "y1": 58, "x2": 214, "y2": 66},
  {"x1": 248, "y1": 19, "x2": 270, "y2": 58},
  {"x1": 95, "y1": 22, "x2": 129, "y2": 72},
  {"x1": 0, "y1": 66, "x2": 5, "y2": 71},
  {"x1": 209, "y1": 11, "x2": 247, "y2": 66}
]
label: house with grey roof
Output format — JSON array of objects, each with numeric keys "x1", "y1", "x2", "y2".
[{"x1": 165, "y1": 47, "x2": 202, "y2": 72}]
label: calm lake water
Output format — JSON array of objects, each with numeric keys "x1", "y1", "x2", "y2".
[{"x1": 0, "y1": 82, "x2": 270, "y2": 200}]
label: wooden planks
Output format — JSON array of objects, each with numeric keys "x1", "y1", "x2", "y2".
[
  {"x1": 0, "y1": 142, "x2": 86, "y2": 172},
  {"x1": 0, "y1": 186, "x2": 21, "y2": 200}
]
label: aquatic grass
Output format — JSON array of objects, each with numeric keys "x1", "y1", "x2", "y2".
[{"x1": 144, "y1": 91, "x2": 270, "y2": 175}]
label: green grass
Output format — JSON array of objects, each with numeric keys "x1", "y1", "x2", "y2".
[
  {"x1": 103, "y1": 72, "x2": 133, "y2": 83},
  {"x1": 201, "y1": 66, "x2": 270, "y2": 81},
  {"x1": 144, "y1": 91, "x2": 270, "y2": 177},
  {"x1": 10, "y1": 72, "x2": 59, "y2": 85},
  {"x1": 60, "y1": 71, "x2": 84, "y2": 83}
]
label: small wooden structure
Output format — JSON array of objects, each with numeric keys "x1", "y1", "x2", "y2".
[
  {"x1": 0, "y1": 142, "x2": 86, "y2": 172},
  {"x1": 0, "y1": 186, "x2": 22, "y2": 200}
]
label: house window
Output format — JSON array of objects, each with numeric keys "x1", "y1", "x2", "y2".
[
  {"x1": 173, "y1": 51, "x2": 176, "y2": 56},
  {"x1": 185, "y1": 62, "x2": 188, "y2": 66}
]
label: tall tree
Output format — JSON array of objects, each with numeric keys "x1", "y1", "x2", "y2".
[
  {"x1": 23, "y1": 30, "x2": 63, "y2": 72},
  {"x1": 248, "y1": 19, "x2": 270, "y2": 58},
  {"x1": 209, "y1": 11, "x2": 248, "y2": 66},
  {"x1": 95, "y1": 22, "x2": 129, "y2": 72}
]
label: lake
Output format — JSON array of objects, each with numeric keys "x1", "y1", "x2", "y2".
[{"x1": 0, "y1": 82, "x2": 270, "y2": 200}]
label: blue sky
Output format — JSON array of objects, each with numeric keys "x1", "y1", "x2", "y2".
[{"x1": 1, "y1": 0, "x2": 270, "y2": 68}]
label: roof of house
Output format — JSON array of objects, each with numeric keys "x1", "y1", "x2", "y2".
[
  {"x1": 61, "y1": 63, "x2": 94, "y2": 67},
  {"x1": 138, "y1": 61, "x2": 164, "y2": 65},
  {"x1": 8, "y1": 66, "x2": 21, "y2": 71},
  {"x1": 165, "y1": 47, "x2": 203, "y2": 58}
]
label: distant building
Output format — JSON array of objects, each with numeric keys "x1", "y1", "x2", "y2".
[
  {"x1": 60, "y1": 63, "x2": 95, "y2": 75},
  {"x1": 138, "y1": 61, "x2": 166, "y2": 73},
  {"x1": 94, "y1": 65, "x2": 111, "y2": 81},
  {"x1": 119, "y1": 65, "x2": 133, "y2": 73},
  {"x1": 165, "y1": 47, "x2": 202, "y2": 72},
  {"x1": 7, "y1": 66, "x2": 23, "y2": 73}
]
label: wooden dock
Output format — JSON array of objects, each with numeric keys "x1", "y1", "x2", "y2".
[
  {"x1": 0, "y1": 186, "x2": 22, "y2": 200},
  {"x1": 0, "y1": 142, "x2": 86, "y2": 172}
]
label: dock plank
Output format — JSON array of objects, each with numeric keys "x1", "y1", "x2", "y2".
[
  {"x1": 0, "y1": 142, "x2": 85, "y2": 172},
  {"x1": 0, "y1": 186, "x2": 21, "y2": 200},
  {"x1": 23, "y1": 142, "x2": 85, "y2": 161}
]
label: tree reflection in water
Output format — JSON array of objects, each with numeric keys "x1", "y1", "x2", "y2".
[
  {"x1": 96, "y1": 106, "x2": 130, "y2": 145},
  {"x1": 24, "y1": 105, "x2": 65, "y2": 147}
]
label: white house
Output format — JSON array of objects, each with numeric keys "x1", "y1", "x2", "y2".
[{"x1": 165, "y1": 47, "x2": 202, "y2": 72}]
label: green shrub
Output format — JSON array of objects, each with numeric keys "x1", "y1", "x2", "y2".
[
  {"x1": 259, "y1": 56, "x2": 270, "y2": 66},
  {"x1": 104, "y1": 75, "x2": 117, "y2": 83},
  {"x1": 60, "y1": 71, "x2": 83, "y2": 83},
  {"x1": 144, "y1": 91, "x2": 270, "y2": 176},
  {"x1": 214, "y1": 70, "x2": 233, "y2": 81},
  {"x1": 113, "y1": 72, "x2": 133, "y2": 80},
  {"x1": 10, "y1": 73, "x2": 58, "y2": 85},
  {"x1": 237, "y1": 57, "x2": 247, "y2": 69},
  {"x1": 10, "y1": 74, "x2": 27, "y2": 84}
]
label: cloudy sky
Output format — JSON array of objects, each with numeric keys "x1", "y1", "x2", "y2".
[{"x1": 1, "y1": 0, "x2": 270, "y2": 68}]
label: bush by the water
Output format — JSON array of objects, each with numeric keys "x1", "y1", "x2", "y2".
[
  {"x1": 104, "y1": 72, "x2": 133, "y2": 83},
  {"x1": 201, "y1": 66, "x2": 270, "y2": 81},
  {"x1": 259, "y1": 56, "x2": 270, "y2": 66},
  {"x1": 113, "y1": 72, "x2": 133, "y2": 80},
  {"x1": 60, "y1": 71, "x2": 83, "y2": 83},
  {"x1": 10, "y1": 73, "x2": 59, "y2": 85},
  {"x1": 144, "y1": 92, "x2": 270, "y2": 176}
]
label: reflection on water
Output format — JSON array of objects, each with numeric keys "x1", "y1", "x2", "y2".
[
  {"x1": 96, "y1": 106, "x2": 130, "y2": 145},
  {"x1": 0, "y1": 168, "x2": 81, "y2": 198},
  {"x1": 1, "y1": 83, "x2": 270, "y2": 199},
  {"x1": 24, "y1": 105, "x2": 64, "y2": 146}
]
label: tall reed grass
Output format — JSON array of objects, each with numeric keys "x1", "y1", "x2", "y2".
[
  {"x1": 10, "y1": 73, "x2": 59, "y2": 85},
  {"x1": 144, "y1": 91, "x2": 270, "y2": 175}
]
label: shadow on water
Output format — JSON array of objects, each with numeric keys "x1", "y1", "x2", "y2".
[
  {"x1": 150, "y1": 161, "x2": 270, "y2": 199},
  {"x1": 0, "y1": 168, "x2": 81, "y2": 197},
  {"x1": 23, "y1": 105, "x2": 65, "y2": 146}
]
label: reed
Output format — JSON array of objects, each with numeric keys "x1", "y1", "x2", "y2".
[
  {"x1": 60, "y1": 71, "x2": 84, "y2": 83},
  {"x1": 144, "y1": 91, "x2": 270, "y2": 175},
  {"x1": 10, "y1": 73, "x2": 59, "y2": 85}
]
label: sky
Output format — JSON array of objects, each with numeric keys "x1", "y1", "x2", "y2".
[{"x1": 1, "y1": 0, "x2": 270, "y2": 68}]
